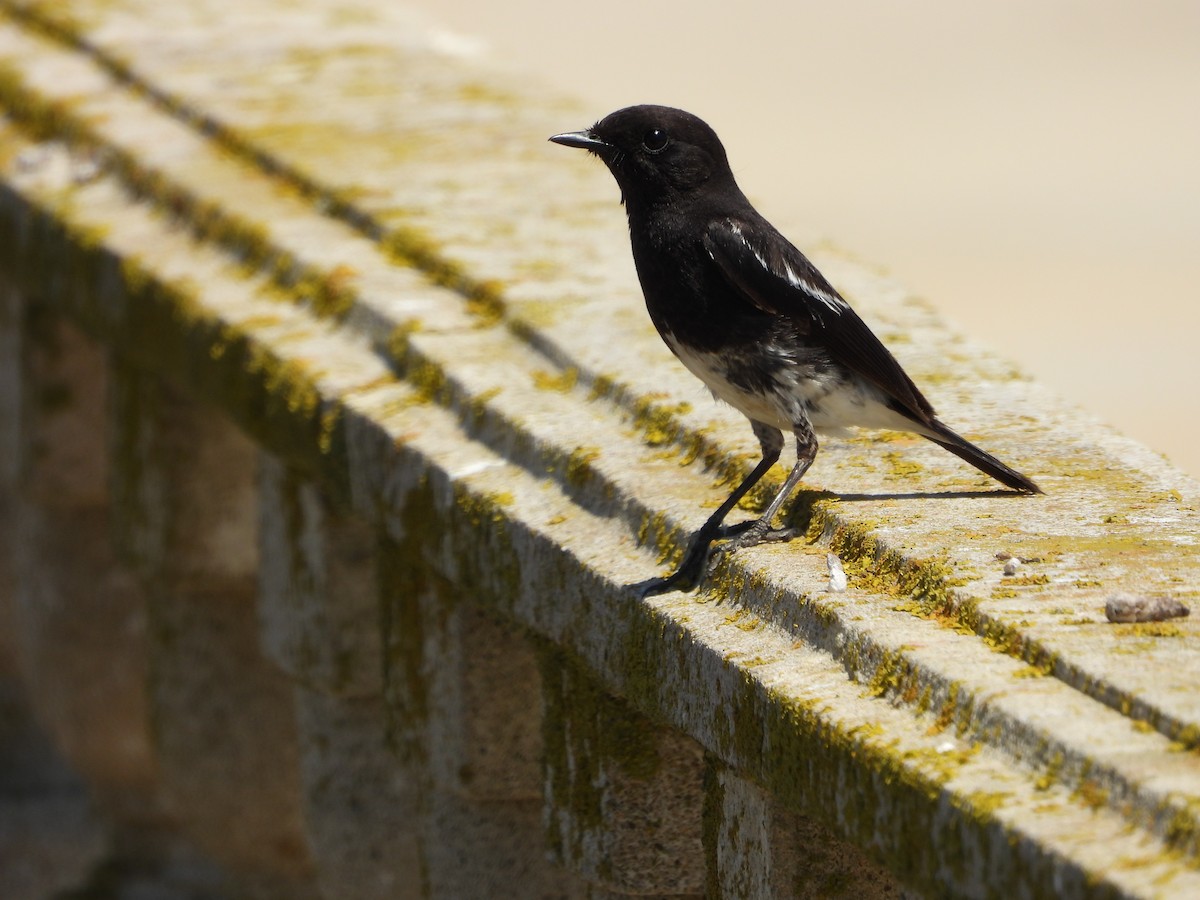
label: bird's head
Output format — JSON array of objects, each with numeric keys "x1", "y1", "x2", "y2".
[{"x1": 550, "y1": 105, "x2": 734, "y2": 210}]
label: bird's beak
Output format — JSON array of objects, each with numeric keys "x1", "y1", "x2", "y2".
[{"x1": 549, "y1": 130, "x2": 613, "y2": 154}]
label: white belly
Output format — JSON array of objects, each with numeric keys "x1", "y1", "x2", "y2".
[{"x1": 664, "y1": 333, "x2": 928, "y2": 437}]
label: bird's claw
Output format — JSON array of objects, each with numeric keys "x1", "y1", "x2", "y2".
[
  {"x1": 705, "y1": 525, "x2": 798, "y2": 575},
  {"x1": 630, "y1": 523, "x2": 799, "y2": 598},
  {"x1": 759, "y1": 525, "x2": 800, "y2": 544},
  {"x1": 632, "y1": 530, "x2": 716, "y2": 598}
]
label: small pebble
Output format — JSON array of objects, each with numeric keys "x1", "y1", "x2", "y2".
[
  {"x1": 826, "y1": 553, "x2": 847, "y2": 593},
  {"x1": 1002, "y1": 558, "x2": 1022, "y2": 576},
  {"x1": 1105, "y1": 593, "x2": 1190, "y2": 624}
]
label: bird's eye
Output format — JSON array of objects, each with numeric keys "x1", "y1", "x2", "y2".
[{"x1": 641, "y1": 128, "x2": 669, "y2": 153}]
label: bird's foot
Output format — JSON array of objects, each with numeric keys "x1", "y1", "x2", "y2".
[
  {"x1": 631, "y1": 526, "x2": 717, "y2": 599},
  {"x1": 706, "y1": 522, "x2": 798, "y2": 576},
  {"x1": 631, "y1": 520, "x2": 798, "y2": 599}
]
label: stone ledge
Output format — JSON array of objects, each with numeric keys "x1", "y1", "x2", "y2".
[{"x1": 2, "y1": 0, "x2": 1199, "y2": 896}]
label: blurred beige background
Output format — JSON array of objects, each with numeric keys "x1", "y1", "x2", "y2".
[{"x1": 410, "y1": 0, "x2": 1200, "y2": 477}]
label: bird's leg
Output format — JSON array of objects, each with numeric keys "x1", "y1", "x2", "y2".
[
  {"x1": 708, "y1": 421, "x2": 818, "y2": 567},
  {"x1": 633, "y1": 422, "x2": 783, "y2": 598}
]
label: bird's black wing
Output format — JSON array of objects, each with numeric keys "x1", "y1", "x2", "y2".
[{"x1": 702, "y1": 216, "x2": 936, "y2": 420}]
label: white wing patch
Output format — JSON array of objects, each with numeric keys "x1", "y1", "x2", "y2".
[{"x1": 726, "y1": 219, "x2": 846, "y2": 314}]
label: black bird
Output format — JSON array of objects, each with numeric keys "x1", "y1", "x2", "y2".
[{"x1": 550, "y1": 105, "x2": 1040, "y2": 596}]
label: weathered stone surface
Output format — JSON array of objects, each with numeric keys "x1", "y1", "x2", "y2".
[
  {"x1": 0, "y1": 674, "x2": 107, "y2": 900},
  {"x1": 0, "y1": 285, "x2": 21, "y2": 676},
  {"x1": 114, "y1": 372, "x2": 317, "y2": 895},
  {"x1": 9, "y1": 316, "x2": 157, "y2": 820},
  {"x1": 1, "y1": 0, "x2": 1199, "y2": 896},
  {"x1": 709, "y1": 765, "x2": 910, "y2": 899},
  {"x1": 293, "y1": 686, "x2": 423, "y2": 900},
  {"x1": 381, "y1": 550, "x2": 585, "y2": 896},
  {"x1": 542, "y1": 650, "x2": 706, "y2": 896},
  {"x1": 258, "y1": 454, "x2": 382, "y2": 697}
]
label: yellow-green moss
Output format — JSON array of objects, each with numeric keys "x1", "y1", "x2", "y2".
[
  {"x1": 866, "y1": 647, "x2": 915, "y2": 699},
  {"x1": 0, "y1": 62, "x2": 89, "y2": 145},
  {"x1": 565, "y1": 445, "x2": 600, "y2": 487},
  {"x1": 636, "y1": 510, "x2": 685, "y2": 568},
  {"x1": 453, "y1": 484, "x2": 514, "y2": 530},
  {"x1": 817, "y1": 515, "x2": 960, "y2": 623},
  {"x1": 532, "y1": 366, "x2": 578, "y2": 393},
  {"x1": 465, "y1": 385, "x2": 502, "y2": 426},
  {"x1": 456, "y1": 81, "x2": 520, "y2": 106},
  {"x1": 633, "y1": 395, "x2": 693, "y2": 447},
  {"x1": 1034, "y1": 752, "x2": 1065, "y2": 792},
  {"x1": 1006, "y1": 573, "x2": 1050, "y2": 587},
  {"x1": 932, "y1": 684, "x2": 962, "y2": 733},
  {"x1": 317, "y1": 405, "x2": 340, "y2": 454},
  {"x1": 247, "y1": 350, "x2": 322, "y2": 418},
  {"x1": 1112, "y1": 622, "x2": 1186, "y2": 639},
  {"x1": 588, "y1": 373, "x2": 618, "y2": 401},
  {"x1": 538, "y1": 644, "x2": 661, "y2": 869},
  {"x1": 1173, "y1": 724, "x2": 1200, "y2": 751},
  {"x1": 0, "y1": 56, "x2": 375, "y2": 331},
  {"x1": 1071, "y1": 779, "x2": 1109, "y2": 811},
  {"x1": 958, "y1": 790, "x2": 1011, "y2": 818},
  {"x1": 376, "y1": 529, "x2": 435, "y2": 763},
  {"x1": 297, "y1": 262, "x2": 358, "y2": 319},
  {"x1": 380, "y1": 228, "x2": 505, "y2": 322},
  {"x1": 407, "y1": 357, "x2": 448, "y2": 405},
  {"x1": 1012, "y1": 665, "x2": 1049, "y2": 679},
  {"x1": 385, "y1": 319, "x2": 422, "y2": 361},
  {"x1": 0, "y1": 21, "x2": 524, "y2": 346},
  {"x1": 1164, "y1": 806, "x2": 1200, "y2": 856},
  {"x1": 883, "y1": 451, "x2": 924, "y2": 478}
]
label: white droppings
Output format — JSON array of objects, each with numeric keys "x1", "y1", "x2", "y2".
[
  {"x1": 826, "y1": 553, "x2": 847, "y2": 592},
  {"x1": 451, "y1": 458, "x2": 507, "y2": 479}
]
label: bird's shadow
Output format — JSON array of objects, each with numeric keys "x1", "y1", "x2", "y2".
[
  {"x1": 834, "y1": 488, "x2": 1030, "y2": 502},
  {"x1": 628, "y1": 486, "x2": 1032, "y2": 597},
  {"x1": 785, "y1": 486, "x2": 1029, "y2": 528}
]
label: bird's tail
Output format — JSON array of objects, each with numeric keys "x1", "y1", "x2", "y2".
[{"x1": 922, "y1": 419, "x2": 1042, "y2": 494}]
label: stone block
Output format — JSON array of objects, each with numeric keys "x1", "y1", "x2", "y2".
[
  {"x1": 258, "y1": 454, "x2": 382, "y2": 697},
  {"x1": 11, "y1": 315, "x2": 156, "y2": 821},
  {"x1": 381, "y1": 548, "x2": 582, "y2": 896},
  {"x1": 382, "y1": 548, "x2": 544, "y2": 800},
  {"x1": 708, "y1": 764, "x2": 911, "y2": 899},
  {"x1": 294, "y1": 686, "x2": 423, "y2": 900},
  {"x1": 541, "y1": 651, "x2": 705, "y2": 897},
  {"x1": 115, "y1": 370, "x2": 317, "y2": 895}
]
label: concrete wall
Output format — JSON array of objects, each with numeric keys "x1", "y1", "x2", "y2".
[{"x1": 1, "y1": 1, "x2": 1198, "y2": 897}]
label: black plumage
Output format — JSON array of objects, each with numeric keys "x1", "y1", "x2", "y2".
[{"x1": 551, "y1": 105, "x2": 1040, "y2": 596}]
